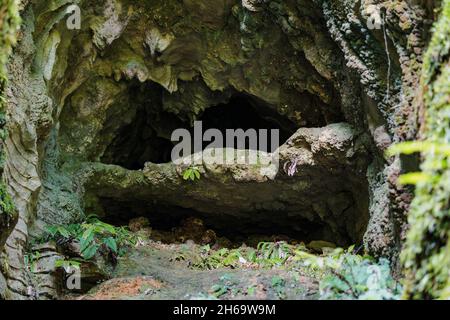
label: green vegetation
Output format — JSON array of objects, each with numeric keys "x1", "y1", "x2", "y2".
[
  {"x1": 387, "y1": 141, "x2": 450, "y2": 185},
  {"x1": 42, "y1": 215, "x2": 140, "y2": 260},
  {"x1": 182, "y1": 166, "x2": 201, "y2": 182},
  {"x1": 177, "y1": 241, "x2": 401, "y2": 300},
  {"x1": 54, "y1": 258, "x2": 82, "y2": 272},
  {"x1": 390, "y1": 0, "x2": 450, "y2": 299},
  {"x1": 296, "y1": 246, "x2": 402, "y2": 300},
  {"x1": 186, "y1": 241, "x2": 302, "y2": 271},
  {"x1": 210, "y1": 274, "x2": 238, "y2": 298},
  {"x1": 0, "y1": 0, "x2": 20, "y2": 218},
  {"x1": 24, "y1": 251, "x2": 41, "y2": 273},
  {"x1": 271, "y1": 275, "x2": 287, "y2": 299},
  {"x1": 318, "y1": 255, "x2": 401, "y2": 300},
  {"x1": 0, "y1": 183, "x2": 14, "y2": 217}
]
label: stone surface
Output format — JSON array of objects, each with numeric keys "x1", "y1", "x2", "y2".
[
  {"x1": 79, "y1": 123, "x2": 369, "y2": 245},
  {"x1": 74, "y1": 243, "x2": 319, "y2": 300},
  {"x1": 1, "y1": 0, "x2": 436, "y2": 299},
  {"x1": 0, "y1": 271, "x2": 7, "y2": 299}
]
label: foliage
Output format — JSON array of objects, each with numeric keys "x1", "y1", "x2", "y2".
[
  {"x1": 187, "y1": 241, "x2": 400, "y2": 300},
  {"x1": 295, "y1": 247, "x2": 402, "y2": 300},
  {"x1": 387, "y1": 141, "x2": 450, "y2": 185},
  {"x1": 182, "y1": 166, "x2": 201, "y2": 182},
  {"x1": 24, "y1": 251, "x2": 41, "y2": 273},
  {"x1": 0, "y1": 0, "x2": 21, "y2": 83},
  {"x1": 0, "y1": 183, "x2": 14, "y2": 217},
  {"x1": 188, "y1": 241, "x2": 301, "y2": 270},
  {"x1": 271, "y1": 275, "x2": 286, "y2": 299},
  {"x1": 210, "y1": 274, "x2": 237, "y2": 298},
  {"x1": 54, "y1": 258, "x2": 81, "y2": 272},
  {"x1": 44, "y1": 215, "x2": 139, "y2": 260},
  {"x1": 254, "y1": 242, "x2": 297, "y2": 268},
  {"x1": 191, "y1": 245, "x2": 244, "y2": 270},
  {"x1": 393, "y1": 0, "x2": 450, "y2": 299},
  {"x1": 0, "y1": 0, "x2": 20, "y2": 218}
]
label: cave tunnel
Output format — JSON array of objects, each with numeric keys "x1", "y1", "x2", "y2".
[
  {"x1": 93, "y1": 85, "x2": 368, "y2": 245},
  {"x1": 98, "y1": 197, "x2": 356, "y2": 247},
  {"x1": 102, "y1": 89, "x2": 298, "y2": 170}
]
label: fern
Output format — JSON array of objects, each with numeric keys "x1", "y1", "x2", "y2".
[
  {"x1": 182, "y1": 166, "x2": 201, "y2": 182},
  {"x1": 43, "y1": 215, "x2": 139, "y2": 260}
]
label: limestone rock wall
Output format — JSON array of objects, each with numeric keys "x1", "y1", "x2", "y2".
[
  {"x1": 402, "y1": 0, "x2": 450, "y2": 299},
  {"x1": 0, "y1": 0, "x2": 435, "y2": 299}
]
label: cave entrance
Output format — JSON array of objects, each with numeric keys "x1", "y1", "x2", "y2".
[
  {"x1": 93, "y1": 84, "x2": 369, "y2": 249},
  {"x1": 98, "y1": 197, "x2": 349, "y2": 247},
  {"x1": 102, "y1": 90, "x2": 297, "y2": 170},
  {"x1": 198, "y1": 94, "x2": 297, "y2": 153}
]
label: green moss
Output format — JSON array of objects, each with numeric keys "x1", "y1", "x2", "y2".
[
  {"x1": 0, "y1": 184, "x2": 14, "y2": 217},
  {"x1": 401, "y1": 0, "x2": 450, "y2": 299},
  {"x1": 0, "y1": 0, "x2": 20, "y2": 218},
  {"x1": 0, "y1": 0, "x2": 20, "y2": 85}
]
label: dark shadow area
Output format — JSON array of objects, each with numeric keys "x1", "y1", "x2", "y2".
[
  {"x1": 198, "y1": 94, "x2": 297, "y2": 152},
  {"x1": 102, "y1": 90, "x2": 297, "y2": 170},
  {"x1": 98, "y1": 197, "x2": 355, "y2": 246}
]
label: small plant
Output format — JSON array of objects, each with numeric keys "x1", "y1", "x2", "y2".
[
  {"x1": 271, "y1": 275, "x2": 286, "y2": 299},
  {"x1": 209, "y1": 274, "x2": 236, "y2": 298},
  {"x1": 192, "y1": 245, "x2": 243, "y2": 270},
  {"x1": 44, "y1": 215, "x2": 139, "y2": 260},
  {"x1": 386, "y1": 141, "x2": 450, "y2": 185},
  {"x1": 55, "y1": 258, "x2": 82, "y2": 272},
  {"x1": 319, "y1": 257, "x2": 402, "y2": 300},
  {"x1": 295, "y1": 246, "x2": 402, "y2": 300},
  {"x1": 190, "y1": 241, "x2": 304, "y2": 271},
  {"x1": 256, "y1": 242, "x2": 294, "y2": 268},
  {"x1": 182, "y1": 166, "x2": 201, "y2": 182},
  {"x1": 0, "y1": 183, "x2": 15, "y2": 217},
  {"x1": 24, "y1": 251, "x2": 41, "y2": 273}
]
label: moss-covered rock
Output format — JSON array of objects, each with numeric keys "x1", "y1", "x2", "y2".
[
  {"x1": 1, "y1": 0, "x2": 438, "y2": 299},
  {"x1": 402, "y1": 0, "x2": 450, "y2": 299},
  {"x1": 0, "y1": 0, "x2": 20, "y2": 250}
]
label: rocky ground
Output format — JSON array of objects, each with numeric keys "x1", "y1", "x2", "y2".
[
  {"x1": 72, "y1": 242, "x2": 319, "y2": 300},
  {"x1": 56, "y1": 217, "x2": 321, "y2": 300},
  {"x1": 1, "y1": 0, "x2": 441, "y2": 300}
]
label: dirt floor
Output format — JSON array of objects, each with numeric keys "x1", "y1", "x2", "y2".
[{"x1": 71, "y1": 241, "x2": 320, "y2": 300}]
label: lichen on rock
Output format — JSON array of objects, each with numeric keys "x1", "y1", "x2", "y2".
[
  {"x1": 0, "y1": 0, "x2": 442, "y2": 300},
  {"x1": 402, "y1": 0, "x2": 450, "y2": 299}
]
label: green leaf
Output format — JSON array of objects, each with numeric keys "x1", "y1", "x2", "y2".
[
  {"x1": 183, "y1": 169, "x2": 192, "y2": 180},
  {"x1": 46, "y1": 226, "x2": 58, "y2": 237},
  {"x1": 211, "y1": 285, "x2": 228, "y2": 298},
  {"x1": 386, "y1": 141, "x2": 450, "y2": 157},
  {"x1": 247, "y1": 250, "x2": 257, "y2": 263},
  {"x1": 194, "y1": 169, "x2": 201, "y2": 180},
  {"x1": 57, "y1": 226, "x2": 70, "y2": 238},
  {"x1": 103, "y1": 237, "x2": 118, "y2": 253},
  {"x1": 81, "y1": 244, "x2": 99, "y2": 260},
  {"x1": 81, "y1": 225, "x2": 95, "y2": 241},
  {"x1": 398, "y1": 172, "x2": 434, "y2": 185},
  {"x1": 80, "y1": 231, "x2": 95, "y2": 253},
  {"x1": 54, "y1": 259, "x2": 65, "y2": 268}
]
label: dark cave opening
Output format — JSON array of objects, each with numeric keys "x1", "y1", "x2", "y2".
[
  {"x1": 102, "y1": 90, "x2": 297, "y2": 170},
  {"x1": 98, "y1": 197, "x2": 351, "y2": 246},
  {"x1": 198, "y1": 94, "x2": 297, "y2": 152},
  {"x1": 95, "y1": 85, "x2": 368, "y2": 249}
]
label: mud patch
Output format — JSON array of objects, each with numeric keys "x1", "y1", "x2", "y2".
[{"x1": 74, "y1": 276, "x2": 164, "y2": 300}]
